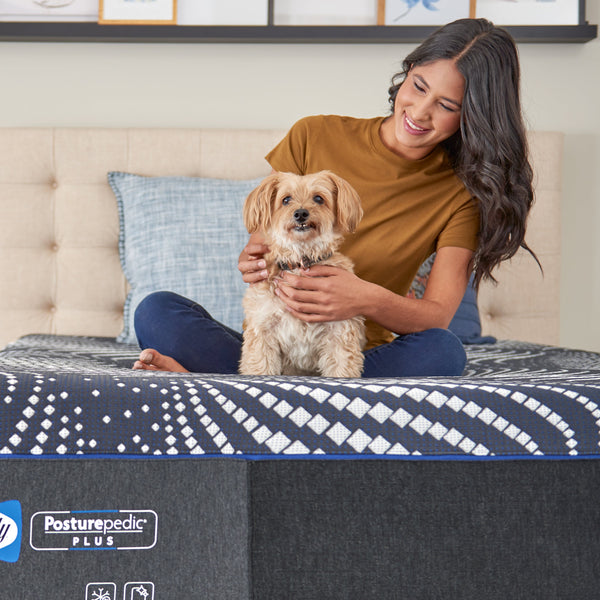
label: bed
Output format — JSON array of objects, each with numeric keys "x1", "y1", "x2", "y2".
[{"x1": 1, "y1": 128, "x2": 599, "y2": 600}]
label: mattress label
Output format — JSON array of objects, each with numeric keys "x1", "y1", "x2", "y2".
[
  {"x1": 30, "y1": 509, "x2": 158, "y2": 551},
  {"x1": 0, "y1": 500, "x2": 22, "y2": 563}
]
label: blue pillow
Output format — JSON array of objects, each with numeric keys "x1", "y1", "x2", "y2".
[
  {"x1": 109, "y1": 172, "x2": 263, "y2": 345},
  {"x1": 449, "y1": 275, "x2": 496, "y2": 345},
  {"x1": 408, "y1": 256, "x2": 495, "y2": 345}
]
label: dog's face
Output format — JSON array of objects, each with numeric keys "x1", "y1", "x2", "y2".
[{"x1": 243, "y1": 171, "x2": 363, "y2": 246}]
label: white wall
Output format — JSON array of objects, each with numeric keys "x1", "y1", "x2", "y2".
[{"x1": 1, "y1": 6, "x2": 599, "y2": 351}]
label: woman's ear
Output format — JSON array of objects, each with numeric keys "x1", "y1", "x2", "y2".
[{"x1": 243, "y1": 173, "x2": 280, "y2": 233}]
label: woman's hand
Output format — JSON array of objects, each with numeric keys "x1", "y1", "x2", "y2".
[
  {"x1": 238, "y1": 233, "x2": 269, "y2": 284},
  {"x1": 274, "y1": 265, "x2": 367, "y2": 323},
  {"x1": 273, "y1": 246, "x2": 474, "y2": 334}
]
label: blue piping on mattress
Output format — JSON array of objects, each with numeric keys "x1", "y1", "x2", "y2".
[{"x1": 1, "y1": 453, "x2": 600, "y2": 462}]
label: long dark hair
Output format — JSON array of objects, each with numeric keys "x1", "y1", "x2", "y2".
[{"x1": 388, "y1": 18, "x2": 539, "y2": 288}]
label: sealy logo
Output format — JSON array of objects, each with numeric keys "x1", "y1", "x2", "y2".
[
  {"x1": 30, "y1": 509, "x2": 158, "y2": 551},
  {"x1": 0, "y1": 500, "x2": 22, "y2": 563}
]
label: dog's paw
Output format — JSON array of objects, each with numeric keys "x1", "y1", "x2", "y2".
[
  {"x1": 239, "y1": 354, "x2": 282, "y2": 376},
  {"x1": 321, "y1": 359, "x2": 364, "y2": 379}
]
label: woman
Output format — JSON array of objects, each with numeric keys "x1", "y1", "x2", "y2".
[{"x1": 133, "y1": 18, "x2": 536, "y2": 377}]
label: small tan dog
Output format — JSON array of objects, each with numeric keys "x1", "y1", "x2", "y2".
[{"x1": 239, "y1": 170, "x2": 366, "y2": 378}]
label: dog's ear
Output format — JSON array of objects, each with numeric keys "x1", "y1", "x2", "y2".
[
  {"x1": 326, "y1": 171, "x2": 364, "y2": 234},
  {"x1": 243, "y1": 174, "x2": 279, "y2": 233}
]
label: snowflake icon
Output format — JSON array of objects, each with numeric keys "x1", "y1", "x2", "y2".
[
  {"x1": 91, "y1": 589, "x2": 113, "y2": 600},
  {"x1": 86, "y1": 582, "x2": 116, "y2": 600}
]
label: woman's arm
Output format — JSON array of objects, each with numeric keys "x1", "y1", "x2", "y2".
[{"x1": 274, "y1": 246, "x2": 473, "y2": 335}]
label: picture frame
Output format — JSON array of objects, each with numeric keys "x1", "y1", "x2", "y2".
[
  {"x1": 476, "y1": 0, "x2": 580, "y2": 26},
  {"x1": 99, "y1": 0, "x2": 177, "y2": 25},
  {"x1": 383, "y1": 0, "x2": 476, "y2": 26},
  {"x1": 178, "y1": 0, "x2": 268, "y2": 26},
  {"x1": 273, "y1": 0, "x2": 377, "y2": 26},
  {"x1": 0, "y1": 0, "x2": 98, "y2": 22},
  {"x1": 0, "y1": 0, "x2": 594, "y2": 42}
]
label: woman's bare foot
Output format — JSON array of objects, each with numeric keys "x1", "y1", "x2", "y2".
[{"x1": 133, "y1": 349, "x2": 189, "y2": 372}]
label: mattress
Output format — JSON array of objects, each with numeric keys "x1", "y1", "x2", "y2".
[
  {"x1": 1, "y1": 335, "x2": 600, "y2": 600},
  {"x1": 1, "y1": 334, "x2": 600, "y2": 459}
]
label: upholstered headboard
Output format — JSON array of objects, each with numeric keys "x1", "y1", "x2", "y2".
[{"x1": 0, "y1": 128, "x2": 562, "y2": 349}]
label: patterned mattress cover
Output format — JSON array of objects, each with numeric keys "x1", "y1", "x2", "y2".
[{"x1": 1, "y1": 334, "x2": 600, "y2": 460}]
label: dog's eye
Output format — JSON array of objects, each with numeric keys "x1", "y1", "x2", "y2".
[
  {"x1": 282, "y1": 196, "x2": 292, "y2": 205},
  {"x1": 313, "y1": 195, "x2": 324, "y2": 205}
]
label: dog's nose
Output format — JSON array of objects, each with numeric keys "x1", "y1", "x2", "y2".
[{"x1": 294, "y1": 208, "x2": 309, "y2": 223}]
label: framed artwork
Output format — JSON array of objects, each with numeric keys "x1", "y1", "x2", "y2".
[
  {"x1": 99, "y1": 0, "x2": 177, "y2": 25},
  {"x1": 0, "y1": 0, "x2": 98, "y2": 22},
  {"x1": 384, "y1": 0, "x2": 475, "y2": 25},
  {"x1": 274, "y1": 0, "x2": 377, "y2": 26},
  {"x1": 476, "y1": 0, "x2": 580, "y2": 26},
  {"x1": 0, "y1": 0, "x2": 594, "y2": 41},
  {"x1": 177, "y1": 0, "x2": 268, "y2": 26}
]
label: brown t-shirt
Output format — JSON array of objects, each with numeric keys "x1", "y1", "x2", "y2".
[{"x1": 266, "y1": 114, "x2": 479, "y2": 349}]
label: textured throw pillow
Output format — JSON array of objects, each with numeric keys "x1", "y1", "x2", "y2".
[
  {"x1": 408, "y1": 254, "x2": 495, "y2": 345},
  {"x1": 109, "y1": 172, "x2": 263, "y2": 344},
  {"x1": 448, "y1": 275, "x2": 496, "y2": 344}
]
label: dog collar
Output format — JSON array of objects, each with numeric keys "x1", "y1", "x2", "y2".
[{"x1": 277, "y1": 252, "x2": 333, "y2": 271}]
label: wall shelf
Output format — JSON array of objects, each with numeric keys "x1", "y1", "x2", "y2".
[
  {"x1": 0, "y1": 0, "x2": 596, "y2": 45},
  {"x1": 0, "y1": 21, "x2": 596, "y2": 44}
]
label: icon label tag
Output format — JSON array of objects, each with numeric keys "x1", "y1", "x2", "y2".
[
  {"x1": 86, "y1": 582, "x2": 117, "y2": 600},
  {"x1": 125, "y1": 581, "x2": 155, "y2": 599}
]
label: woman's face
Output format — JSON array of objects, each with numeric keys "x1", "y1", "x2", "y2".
[{"x1": 383, "y1": 59, "x2": 465, "y2": 160}]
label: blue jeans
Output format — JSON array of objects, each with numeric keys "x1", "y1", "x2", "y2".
[{"x1": 134, "y1": 291, "x2": 467, "y2": 378}]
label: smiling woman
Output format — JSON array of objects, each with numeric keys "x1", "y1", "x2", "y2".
[
  {"x1": 133, "y1": 18, "x2": 537, "y2": 379},
  {"x1": 380, "y1": 59, "x2": 464, "y2": 160},
  {"x1": 387, "y1": 17, "x2": 538, "y2": 289}
]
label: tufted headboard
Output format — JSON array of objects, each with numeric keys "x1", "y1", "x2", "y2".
[{"x1": 0, "y1": 128, "x2": 562, "y2": 350}]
